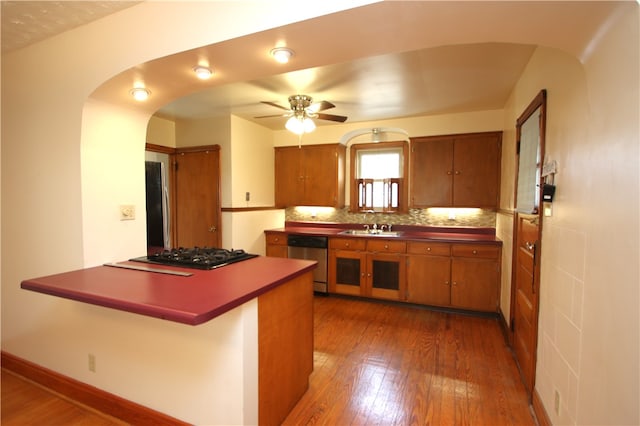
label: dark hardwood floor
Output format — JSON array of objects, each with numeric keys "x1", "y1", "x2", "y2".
[{"x1": 2, "y1": 296, "x2": 535, "y2": 425}]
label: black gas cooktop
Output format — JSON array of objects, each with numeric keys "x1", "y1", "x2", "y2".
[{"x1": 131, "y1": 247, "x2": 258, "y2": 270}]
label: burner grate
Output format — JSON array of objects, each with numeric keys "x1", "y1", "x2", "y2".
[{"x1": 131, "y1": 247, "x2": 258, "y2": 270}]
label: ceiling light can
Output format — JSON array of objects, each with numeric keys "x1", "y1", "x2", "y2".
[
  {"x1": 130, "y1": 87, "x2": 150, "y2": 101},
  {"x1": 270, "y1": 47, "x2": 294, "y2": 64},
  {"x1": 193, "y1": 65, "x2": 213, "y2": 80}
]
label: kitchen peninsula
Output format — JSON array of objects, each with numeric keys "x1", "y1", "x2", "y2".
[{"x1": 20, "y1": 255, "x2": 316, "y2": 425}]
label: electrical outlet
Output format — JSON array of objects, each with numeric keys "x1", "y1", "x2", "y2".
[
  {"x1": 119, "y1": 205, "x2": 135, "y2": 220},
  {"x1": 88, "y1": 354, "x2": 96, "y2": 372},
  {"x1": 245, "y1": 192, "x2": 250, "y2": 202},
  {"x1": 554, "y1": 389, "x2": 561, "y2": 415}
]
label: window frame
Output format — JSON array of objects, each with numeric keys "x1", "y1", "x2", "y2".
[{"x1": 349, "y1": 141, "x2": 409, "y2": 213}]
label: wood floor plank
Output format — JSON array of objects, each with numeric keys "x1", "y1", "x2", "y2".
[{"x1": 284, "y1": 296, "x2": 535, "y2": 426}]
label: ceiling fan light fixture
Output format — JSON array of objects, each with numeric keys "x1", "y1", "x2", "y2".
[
  {"x1": 130, "y1": 87, "x2": 150, "y2": 101},
  {"x1": 270, "y1": 47, "x2": 294, "y2": 64},
  {"x1": 193, "y1": 65, "x2": 213, "y2": 80},
  {"x1": 286, "y1": 115, "x2": 315, "y2": 134}
]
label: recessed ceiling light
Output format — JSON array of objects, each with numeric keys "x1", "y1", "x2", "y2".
[
  {"x1": 193, "y1": 65, "x2": 213, "y2": 80},
  {"x1": 270, "y1": 47, "x2": 294, "y2": 64},
  {"x1": 130, "y1": 87, "x2": 150, "y2": 101}
]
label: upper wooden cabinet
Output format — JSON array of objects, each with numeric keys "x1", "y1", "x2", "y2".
[
  {"x1": 410, "y1": 132, "x2": 502, "y2": 208},
  {"x1": 275, "y1": 144, "x2": 346, "y2": 208}
]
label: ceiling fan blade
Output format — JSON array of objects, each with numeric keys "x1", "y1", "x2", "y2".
[
  {"x1": 307, "y1": 100, "x2": 335, "y2": 113},
  {"x1": 316, "y1": 112, "x2": 348, "y2": 123},
  {"x1": 254, "y1": 113, "x2": 289, "y2": 119},
  {"x1": 261, "y1": 101, "x2": 291, "y2": 111}
]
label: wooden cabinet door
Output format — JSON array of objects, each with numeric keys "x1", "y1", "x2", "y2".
[
  {"x1": 265, "y1": 232, "x2": 288, "y2": 258},
  {"x1": 410, "y1": 136, "x2": 453, "y2": 207},
  {"x1": 329, "y1": 249, "x2": 365, "y2": 296},
  {"x1": 301, "y1": 145, "x2": 334, "y2": 206},
  {"x1": 452, "y1": 133, "x2": 501, "y2": 207},
  {"x1": 274, "y1": 147, "x2": 303, "y2": 207},
  {"x1": 450, "y1": 257, "x2": 499, "y2": 312},
  {"x1": 406, "y1": 255, "x2": 451, "y2": 306},
  {"x1": 367, "y1": 252, "x2": 406, "y2": 301},
  {"x1": 275, "y1": 144, "x2": 345, "y2": 207}
]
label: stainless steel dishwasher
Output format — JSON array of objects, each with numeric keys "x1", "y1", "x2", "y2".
[{"x1": 287, "y1": 235, "x2": 328, "y2": 294}]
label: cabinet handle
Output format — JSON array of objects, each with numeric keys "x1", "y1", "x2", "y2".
[
  {"x1": 426, "y1": 247, "x2": 432, "y2": 252},
  {"x1": 384, "y1": 244, "x2": 389, "y2": 249},
  {"x1": 367, "y1": 273, "x2": 371, "y2": 277},
  {"x1": 455, "y1": 171, "x2": 460, "y2": 175},
  {"x1": 452, "y1": 281, "x2": 457, "y2": 286},
  {"x1": 447, "y1": 171, "x2": 452, "y2": 175},
  {"x1": 472, "y1": 250, "x2": 478, "y2": 255},
  {"x1": 445, "y1": 281, "x2": 450, "y2": 286},
  {"x1": 345, "y1": 243, "x2": 350, "y2": 248}
]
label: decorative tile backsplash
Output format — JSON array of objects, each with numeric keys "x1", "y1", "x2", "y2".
[{"x1": 286, "y1": 207, "x2": 496, "y2": 228}]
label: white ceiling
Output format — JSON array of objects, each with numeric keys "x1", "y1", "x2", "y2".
[
  {"x1": 1, "y1": 1, "x2": 625, "y2": 130},
  {"x1": 1, "y1": 1, "x2": 140, "y2": 53}
]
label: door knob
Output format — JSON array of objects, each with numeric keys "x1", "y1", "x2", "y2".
[
  {"x1": 209, "y1": 226, "x2": 217, "y2": 233},
  {"x1": 525, "y1": 241, "x2": 535, "y2": 251}
]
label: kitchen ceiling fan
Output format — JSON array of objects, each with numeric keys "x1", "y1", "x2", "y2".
[{"x1": 255, "y1": 94, "x2": 347, "y2": 134}]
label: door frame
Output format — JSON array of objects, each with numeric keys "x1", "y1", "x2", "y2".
[{"x1": 509, "y1": 90, "x2": 547, "y2": 397}]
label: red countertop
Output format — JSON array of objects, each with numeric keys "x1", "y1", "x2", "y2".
[
  {"x1": 21, "y1": 256, "x2": 317, "y2": 326},
  {"x1": 266, "y1": 221, "x2": 502, "y2": 244}
]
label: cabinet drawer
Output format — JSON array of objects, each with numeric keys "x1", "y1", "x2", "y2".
[
  {"x1": 407, "y1": 242, "x2": 451, "y2": 256},
  {"x1": 367, "y1": 240, "x2": 406, "y2": 253},
  {"x1": 452, "y1": 244, "x2": 500, "y2": 259},
  {"x1": 329, "y1": 238, "x2": 366, "y2": 251},
  {"x1": 265, "y1": 233, "x2": 287, "y2": 245}
]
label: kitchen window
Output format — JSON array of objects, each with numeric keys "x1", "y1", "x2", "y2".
[{"x1": 350, "y1": 141, "x2": 408, "y2": 213}]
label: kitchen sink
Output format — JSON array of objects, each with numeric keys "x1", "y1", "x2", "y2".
[{"x1": 339, "y1": 229, "x2": 404, "y2": 237}]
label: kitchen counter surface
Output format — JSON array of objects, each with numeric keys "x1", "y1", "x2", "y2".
[
  {"x1": 267, "y1": 221, "x2": 502, "y2": 244},
  {"x1": 21, "y1": 256, "x2": 317, "y2": 325}
]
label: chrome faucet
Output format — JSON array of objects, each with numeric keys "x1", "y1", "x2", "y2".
[{"x1": 363, "y1": 210, "x2": 375, "y2": 231}]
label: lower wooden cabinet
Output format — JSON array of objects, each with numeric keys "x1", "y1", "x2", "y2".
[
  {"x1": 406, "y1": 241, "x2": 500, "y2": 312},
  {"x1": 329, "y1": 238, "x2": 406, "y2": 301},
  {"x1": 321, "y1": 236, "x2": 500, "y2": 313},
  {"x1": 265, "y1": 232, "x2": 288, "y2": 258},
  {"x1": 406, "y1": 242, "x2": 452, "y2": 306}
]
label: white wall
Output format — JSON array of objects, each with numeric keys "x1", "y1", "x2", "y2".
[{"x1": 498, "y1": 8, "x2": 639, "y2": 424}]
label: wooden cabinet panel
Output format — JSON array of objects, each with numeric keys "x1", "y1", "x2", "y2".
[
  {"x1": 265, "y1": 232, "x2": 288, "y2": 258},
  {"x1": 274, "y1": 148, "x2": 303, "y2": 207},
  {"x1": 451, "y1": 244, "x2": 500, "y2": 259},
  {"x1": 407, "y1": 241, "x2": 451, "y2": 256},
  {"x1": 366, "y1": 239, "x2": 406, "y2": 253},
  {"x1": 329, "y1": 238, "x2": 366, "y2": 251},
  {"x1": 452, "y1": 134, "x2": 500, "y2": 207},
  {"x1": 329, "y1": 249, "x2": 365, "y2": 296},
  {"x1": 367, "y1": 252, "x2": 406, "y2": 301},
  {"x1": 329, "y1": 237, "x2": 406, "y2": 300},
  {"x1": 410, "y1": 132, "x2": 501, "y2": 208},
  {"x1": 407, "y1": 242, "x2": 500, "y2": 312},
  {"x1": 406, "y1": 254, "x2": 451, "y2": 306},
  {"x1": 410, "y1": 136, "x2": 453, "y2": 207},
  {"x1": 451, "y1": 257, "x2": 499, "y2": 312},
  {"x1": 275, "y1": 144, "x2": 345, "y2": 208},
  {"x1": 326, "y1": 236, "x2": 501, "y2": 312}
]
